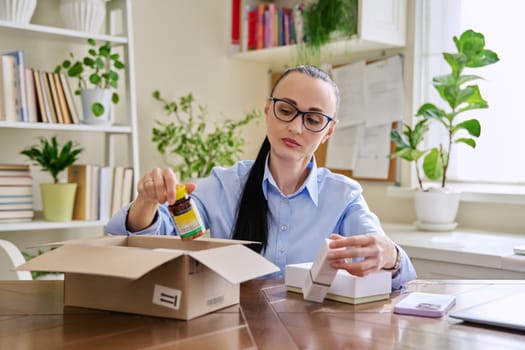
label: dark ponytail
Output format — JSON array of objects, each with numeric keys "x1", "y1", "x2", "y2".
[
  {"x1": 232, "y1": 137, "x2": 270, "y2": 252},
  {"x1": 232, "y1": 65, "x2": 339, "y2": 252}
]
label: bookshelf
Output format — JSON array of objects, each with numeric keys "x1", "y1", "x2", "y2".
[
  {"x1": 231, "y1": 0, "x2": 407, "y2": 69},
  {"x1": 0, "y1": 0, "x2": 138, "y2": 233}
]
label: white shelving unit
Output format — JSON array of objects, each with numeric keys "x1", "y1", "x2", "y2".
[
  {"x1": 231, "y1": 0, "x2": 407, "y2": 69},
  {"x1": 0, "y1": 0, "x2": 138, "y2": 234}
]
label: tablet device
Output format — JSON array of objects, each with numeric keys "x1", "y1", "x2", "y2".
[{"x1": 449, "y1": 293, "x2": 525, "y2": 332}]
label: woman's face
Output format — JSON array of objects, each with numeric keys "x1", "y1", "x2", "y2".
[{"x1": 265, "y1": 72, "x2": 337, "y2": 166}]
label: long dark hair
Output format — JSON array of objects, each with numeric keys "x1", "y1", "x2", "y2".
[{"x1": 232, "y1": 65, "x2": 339, "y2": 253}]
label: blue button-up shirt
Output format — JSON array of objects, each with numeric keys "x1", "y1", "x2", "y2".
[{"x1": 106, "y1": 160, "x2": 416, "y2": 290}]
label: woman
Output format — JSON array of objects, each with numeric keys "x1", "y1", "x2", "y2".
[{"x1": 106, "y1": 65, "x2": 416, "y2": 290}]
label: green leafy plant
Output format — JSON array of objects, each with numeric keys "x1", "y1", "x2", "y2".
[
  {"x1": 296, "y1": 0, "x2": 358, "y2": 65},
  {"x1": 54, "y1": 38, "x2": 125, "y2": 117},
  {"x1": 389, "y1": 29, "x2": 499, "y2": 190},
  {"x1": 152, "y1": 91, "x2": 261, "y2": 181},
  {"x1": 20, "y1": 136, "x2": 83, "y2": 184}
]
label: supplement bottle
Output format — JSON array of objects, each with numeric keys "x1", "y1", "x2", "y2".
[{"x1": 168, "y1": 184, "x2": 205, "y2": 240}]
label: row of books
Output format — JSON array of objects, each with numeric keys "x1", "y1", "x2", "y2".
[
  {"x1": 67, "y1": 164, "x2": 134, "y2": 222},
  {"x1": 0, "y1": 50, "x2": 81, "y2": 124},
  {"x1": 232, "y1": 1, "x2": 304, "y2": 52},
  {"x1": 0, "y1": 164, "x2": 34, "y2": 223}
]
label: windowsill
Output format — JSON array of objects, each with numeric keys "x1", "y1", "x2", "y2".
[
  {"x1": 387, "y1": 183, "x2": 525, "y2": 205},
  {"x1": 384, "y1": 223, "x2": 525, "y2": 273}
]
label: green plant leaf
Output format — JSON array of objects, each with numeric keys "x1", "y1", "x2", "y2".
[
  {"x1": 416, "y1": 103, "x2": 447, "y2": 120},
  {"x1": 92, "y1": 102, "x2": 105, "y2": 117},
  {"x1": 454, "y1": 119, "x2": 481, "y2": 137},
  {"x1": 455, "y1": 137, "x2": 476, "y2": 148},
  {"x1": 422, "y1": 148, "x2": 444, "y2": 181},
  {"x1": 20, "y1": 136, "x2": 83, "y2": 184}
]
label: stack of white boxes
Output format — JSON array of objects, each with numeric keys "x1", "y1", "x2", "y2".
[{"x1": 286, "y1": 238, "x2": 392, "y2": 304}]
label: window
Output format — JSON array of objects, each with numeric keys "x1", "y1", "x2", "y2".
[{"x1": 418, "y1": 0, "x2": 525, "y2": 186}]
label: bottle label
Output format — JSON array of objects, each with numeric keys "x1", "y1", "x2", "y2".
[{"x1": 172, "y1": 207, "x2": 204, "y2": 239}]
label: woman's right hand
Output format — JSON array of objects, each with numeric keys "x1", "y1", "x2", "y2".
[
  {"x1": 137, "y1": 167, "x2": 179, "y2": 205},
  {"x1": 127, "y1": 168, "x2": 195, "y2": 232}
]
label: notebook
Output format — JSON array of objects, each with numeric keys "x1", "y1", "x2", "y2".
[{"x1": 449, "y1": 293, "x2": 525, "y2": 332}]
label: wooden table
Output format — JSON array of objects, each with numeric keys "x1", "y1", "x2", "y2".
[{"x1": 1, "y1": 280, "x2": 524, "y2": 349}]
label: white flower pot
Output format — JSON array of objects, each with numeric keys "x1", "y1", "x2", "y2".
[
  {"x1": 80, "y1": 88, "x2": 113, "y2": 125},
  {"x1": 0, "y1": 0, "x2": 36, "y2": 24},
  {"x1": 59, "y1": 0, "x2": 107, "y2": 33},
  {"x1": 413, "y1": 189, "x2": 460, "y2": 231}
]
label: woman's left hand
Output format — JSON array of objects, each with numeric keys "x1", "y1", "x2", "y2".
[{"x1": 326, "y1": 233, "x2": 397, "y2": 277}]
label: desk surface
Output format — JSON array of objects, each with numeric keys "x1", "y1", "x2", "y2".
[{"x1": 1, "y1": 280, "x2": 524, "y2": 349}]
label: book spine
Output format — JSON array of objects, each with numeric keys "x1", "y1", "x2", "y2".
[
  {"x1": 4, "y1": 51, "x2": 28, "y2": 122},
  {"x1": 1, "y1": 55, "x2": 19, "y2": 121}
]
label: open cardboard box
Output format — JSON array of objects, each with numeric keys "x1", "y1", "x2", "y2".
[{"x1": 18, "y1": 234, "x2": 279, "y2": 320}]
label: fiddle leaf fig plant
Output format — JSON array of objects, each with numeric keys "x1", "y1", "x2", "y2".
[
  {"x1": 55, "y1": 38, "x2": 125, "y2": 117},
  {"x1": 389, "y1": 29, "x2": 499, "y2": 190},
  {"x1": 152, "y1": 91, "x2": 261, "y2": 181},
  {"x1": 20, "y1": 136, "x2": 83, "y2": 184}
]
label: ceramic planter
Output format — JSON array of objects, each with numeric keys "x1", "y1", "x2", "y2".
[
  {"x1": 40, "y1": 183, "x2": 78, "y2": 222},
  {"x1": 0, "y1": 0, "x2": 36, "y2": 24},
  {"x1": 59, "y1": 0, "x2": 107, "y2": 33},
  {"x1": 80, "y1": 88, "x2": 113, "y2": 125},
  {"x1": 413, "y1": 189, "x2": 460, "y2": 231}
]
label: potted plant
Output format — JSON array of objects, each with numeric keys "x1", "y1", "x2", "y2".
[
  {"x1": 20, "y1": 136, "x2": 83, "y2": 221},
  {"x1": 151, "y1": 91, "x2": 261, "y2": 181},
  {"x1": 295, "y1": 0, "x2": 358, "y2": 65},
  {"x1": 55, "y1": 38, "x2": 125, "y2": 125},
  {"x1": 389, "y1": 29, "x2": 499, "y2": 230}
]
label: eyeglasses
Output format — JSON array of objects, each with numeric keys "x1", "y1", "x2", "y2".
[{"x1": 269, "y1": 97, "x2": 334, "y2": 133}]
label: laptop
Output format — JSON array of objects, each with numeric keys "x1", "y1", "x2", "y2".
[{"x1": 449, "y1": 293, "x2": 525, "y2": 332}]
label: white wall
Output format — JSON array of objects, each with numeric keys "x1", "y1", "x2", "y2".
[{"x1": 131, "y1": 0, "x2": 269, "y2": 177}]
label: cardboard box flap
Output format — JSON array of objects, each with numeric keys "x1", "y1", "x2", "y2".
[
  {"x1": 189, "y1": 245, "x2": 279, "y2": 284},
  {"x1": 18, "y1": 244, "x2": 185, "y2": 279}
]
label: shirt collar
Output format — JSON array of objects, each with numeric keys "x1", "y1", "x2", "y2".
[{"x1": 262, "y1": 155, "x2": 319, "y2": 206}]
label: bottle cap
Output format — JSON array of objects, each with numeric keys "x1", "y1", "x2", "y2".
[{"x1": 175, "y1": 184, "x2": 188, "y2": 201}]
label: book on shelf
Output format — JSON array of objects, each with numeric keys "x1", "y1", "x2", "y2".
[
  {"x1": 110, "y1": 166, "x2": 125, "y2": 217},
  {"x1": 98, "y1": 166, "x2": 114, "y2": 222},
  {"x1": 236, "y1": 1, "x2": 298, "y2": 53},
  {"x1": 69, "y1": 165, "x2": 133, "y2": 221},
  {"x1": 0, "y1": 194, "x2": 32, "y2": 204},
  {"x1": 0, "y1": 217, "x2": 32, "y2": 223},
  {"x1": 0, "y1": 186, "x2": 33, "y2": 196},
  {"x1": 58, "y1": 73, "x2": 80, "y2": 124},
  {"x1": 0, "y1": 202, "x2": 33, "y2": 210},
  {"x1": 24, "y1": 67, "x2": 38, "y2": 123},
  {"x1": 0, "y1": 209, "x2": 33, "y2": 220},
  {"x1": 231, "y1": 0, "x2": 241, "y2": 48},
  {"x1": 46, "y1": 71, "x2": 64, "y2": 124},
  {"x1": 32, "y1": 69, "x2": 47, "y2": 123},
  {"x1": 120, "y1": 167, "x2": 134, "y2": 208},
  {"x1": 90, "y1": 164, "x2": 100, "y2": 221},
  {"x1": 4, "y1": 50, "x2": 28, "y2": 122},
  {"x1": 0, "y1": 54, "x2": 19, "y2": 121},
  {"x1": 40, "y1": 70, "x2": 58, "y2": 123},
  {"x1": 0, "y1": 176, "x2": 33, "y2": 186},
  {"x1": 0, "y1": 163, "x2": 30, "y2": 171},
  {"x1": 68, "y1": 164, "x2": 93, "y2": 220}
]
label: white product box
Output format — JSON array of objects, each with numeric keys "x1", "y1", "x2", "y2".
[{"x1": 286, "y1": 262, "x2": 392, "y2": 304}]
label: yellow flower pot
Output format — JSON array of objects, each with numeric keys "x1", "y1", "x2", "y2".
[{"x1": 40, "y1": 183, "x2": 78, "y2": 222}]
